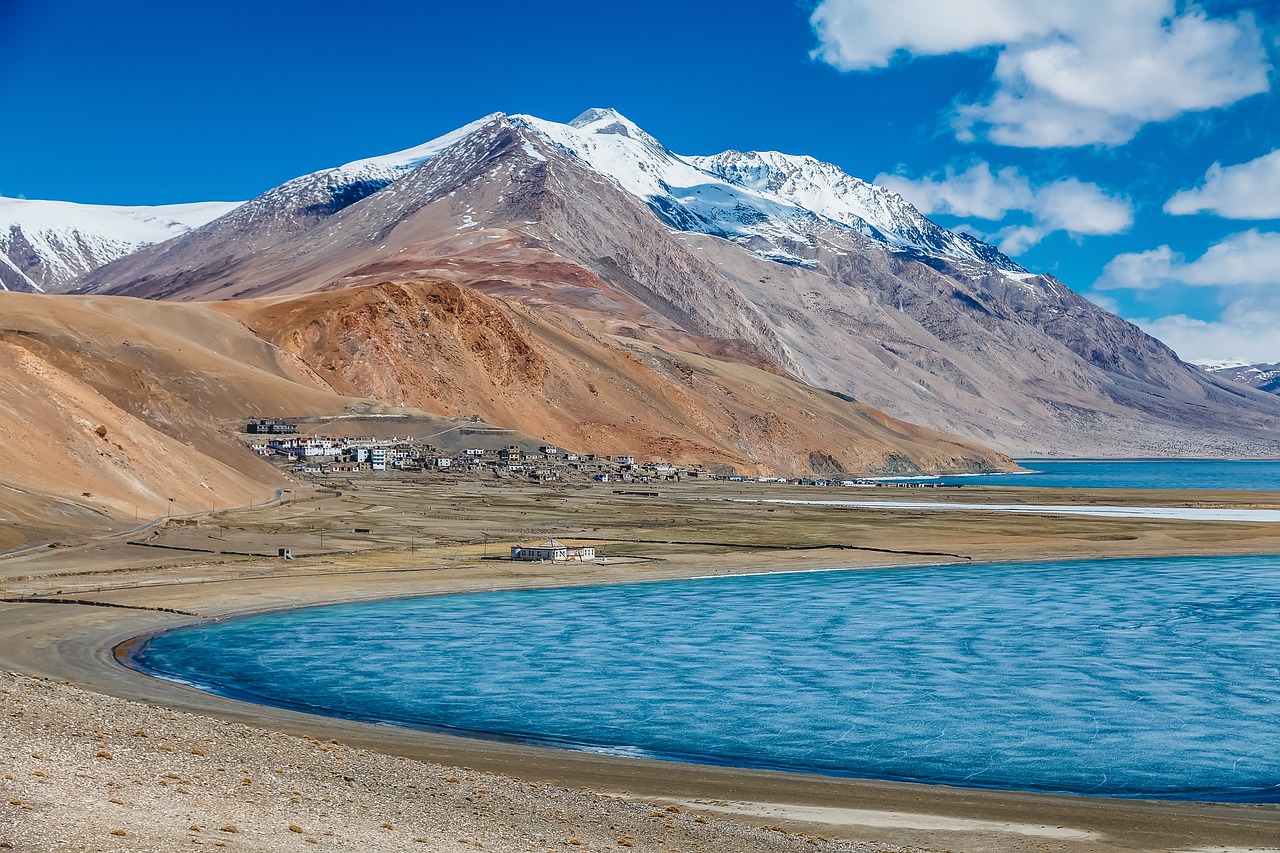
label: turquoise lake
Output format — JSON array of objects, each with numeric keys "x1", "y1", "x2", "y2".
[
  {"x1": 902, "y1": 457, "x2": 1280, "y2": 490},
  {"x1": 133, "y1": 554, "x2": 1280, "y2": 801}
]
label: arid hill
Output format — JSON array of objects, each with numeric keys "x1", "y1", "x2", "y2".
[
  {"x1": 0, "y1": 283, "x2": 1011, "y2": 548},
  {"x1": 0, "y1": 292, "x2": 373, "y2": 549},
  {"x1": 218, "y1": 278, "x2": 1011, "y2": 477}
]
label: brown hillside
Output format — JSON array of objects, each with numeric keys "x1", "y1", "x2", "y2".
[
  {"x1": 220, "y1": 279, "x2": 1013, "y2": 476},
  {"x1": 0, "y1": 293, "x2": 376, "y2": 548}
]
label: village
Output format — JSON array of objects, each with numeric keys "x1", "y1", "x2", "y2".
[{"x1": 242, "y1": 419, "x2": 948, "y2": 489}]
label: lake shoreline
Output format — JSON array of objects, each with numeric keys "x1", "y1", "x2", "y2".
[
  {"x1": 6, "y1": 478, "x2": 1280, "y2": 851},
  {"x1": 123, "y1": 554, "x2": 1280, "y2": 806}
]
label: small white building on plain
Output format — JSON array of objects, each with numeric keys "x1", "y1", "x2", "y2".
[{"x1": 510, "y1": 539, "x2": 596, "y2": 562}]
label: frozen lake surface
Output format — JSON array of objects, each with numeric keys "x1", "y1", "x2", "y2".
[
  {"x1": 893, "y1": 458, "x2": 1280, "y2": 491},
  {"x1": 741, "y1": 499, "x2": 1280, "y2": 522},
  {"x1": 132, "y1": 555, "x2": 1280, "y2": 801}
]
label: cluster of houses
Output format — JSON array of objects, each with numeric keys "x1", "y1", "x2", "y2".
[
  {"x1": 244, "y1": 422, "x2": 688, "y2": 483},
  {"x1": 244, "y1": 420, "x2": 952, "y2": 488}
]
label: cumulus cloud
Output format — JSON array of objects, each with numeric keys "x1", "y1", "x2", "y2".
[
  {"x1": 1095, "y1": 230, "x2": 1280, "y2": 290},
  {"x1": 810, "y1": 0, "x2": 1070, "y2": 71},
  {"x1": 877, "y1": 162, "x2": 1132, "y2": 254},
  {"x1": 811, "y1": 0, "x2": 1271, "y2": 147},
  {"x1": 1134, "y1": 300, "x2": 1280, "y2": 363},
  {"x1": 876, "y1": 162, "x2": 1030, "y2": 219},
  {"x1": 1165, "y1": 149, "x2": 1280, "y2": 219}
]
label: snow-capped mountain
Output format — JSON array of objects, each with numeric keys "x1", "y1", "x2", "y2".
[
  {"x1": 689, "y1": 149, "x2": 1024, "y2": 272},
  {"x1": 48, "y1": 107, "x2": 1280, "y2": 457},
  {"x1": 1196, "y1": 359, "x2": 1280, "y2": 396},
  {"x1": 513, "y1": 109, "x2": 1025, "y2": 272},
  {"x1": 51, "y1": 108, "x2": 1026, "y2": 294},
  {"x1": 210, "y1": 115, "x2": 500, "y2": 238},
  {"x1": 0, "y1": 196, "x2": 240, "y2": 293}
]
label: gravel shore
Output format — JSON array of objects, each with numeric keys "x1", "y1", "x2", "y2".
[{"x1": 1, "y1": 671, "x2": 904, "y2": 853}]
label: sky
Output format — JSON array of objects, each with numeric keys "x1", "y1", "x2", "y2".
[{"x1": 2, "y1": 0, "x2": 1278, "y2": 363}]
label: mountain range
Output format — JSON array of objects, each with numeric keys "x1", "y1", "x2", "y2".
[
  {"x1": 0, "y1": 196, "x2": 239, "y2": 293},
  {"x1": 63, "y1": 109, "x2": 1280, "y2": 455},
  {"x1": 4, "y1": 107, "x2": 1280, "y2": 544}
]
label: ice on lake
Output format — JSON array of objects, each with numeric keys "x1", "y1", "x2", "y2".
[{"x1": 134, "y1": 554, "x2": 1280, "y2": 801}]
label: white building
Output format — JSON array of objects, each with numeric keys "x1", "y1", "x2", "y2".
[{"x1": 510, "y1": 539, "x2": 596, "y2": 562}]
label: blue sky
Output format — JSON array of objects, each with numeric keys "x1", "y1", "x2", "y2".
[{"x1": 3, "y1": 0, "x2": 1278, "y2": 362}]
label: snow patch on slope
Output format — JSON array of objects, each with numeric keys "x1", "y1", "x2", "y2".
[{"x1": 690, "y1": 150, "x2": 1026, "y2": 273}]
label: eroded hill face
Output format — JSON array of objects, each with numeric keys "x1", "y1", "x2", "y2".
[
  {"x1": 0, "y1": 293, "x2": 372, "y2": 547},
  {"x1": 218, "y1": 279, "x2": 1012, "y2": 477}
]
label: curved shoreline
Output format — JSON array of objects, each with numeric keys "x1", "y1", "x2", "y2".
[
  {"x1": 116, "y1": 555, "x2": 1280, "y2": 806},
  {"x1": 7, "y1": 554, "x2": 1280, "y2": 852}
]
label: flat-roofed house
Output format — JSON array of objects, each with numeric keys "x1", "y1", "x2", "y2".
[{"x1": 510, "y1": 539, "x2": 596, "y2": 562}]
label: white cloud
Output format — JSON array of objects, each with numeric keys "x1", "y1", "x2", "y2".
[
  {"x1": 810, "y1": 0, "x2": 1072, "y2": 71},
  {"x1": 1093, "y1": 246, "x2": 1178, "y2": 290},
  {"x1": 876, "y1": 162, "x2": 1031, "y2": 219},
  {"x1": 877, "y1": 162, "x2": 1132, "y2": 254},
  {"x1": 1134, "y1": 301, "x2": 1280, "y2": 363},
  {"x1": 1083, "y1": 292, "x2": 1122, "y2": 315},
  {"x1": 1165, "y1": 149, "x2": 1280, "y2": 219},
  {"x1": 811, "y1": 0, "x2": 1271, "y2": 147},
  {"x1": 1096, "y1": 230, "x2": 1280, "y2": 289}
]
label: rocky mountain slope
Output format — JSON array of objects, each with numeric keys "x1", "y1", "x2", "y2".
[
  {"x1": 71, "y1": 109, "x2": 1280, "y2": 458},
  {"x1": 220, "y1": 278, "x2": 1008, "y2": 477},
  {"x1": 0, "y1": 196, "x2": 240, "y2": 293}
]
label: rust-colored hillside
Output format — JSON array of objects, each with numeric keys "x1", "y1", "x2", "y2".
[{"x1": 219, "y1": 279, "x2": 1012, "y2": 477}]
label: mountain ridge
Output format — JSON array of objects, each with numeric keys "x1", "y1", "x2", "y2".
[
  {"x1": 30, "y1": 108, "x2": 1280, "y2": 458},
  {"x1": 0, "y1": 196, "x2": 240, "y2": 293}
]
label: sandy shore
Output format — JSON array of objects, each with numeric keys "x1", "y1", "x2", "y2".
[{"x1": 5, "y1": 479, "x2": 1280, "y2": 852}]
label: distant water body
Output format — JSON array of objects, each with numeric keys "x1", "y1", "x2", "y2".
[
  {"x1": 133, "y1": 554, "x2": 1280, "y2": 802},
  {"x1": 911, "y1": 458, "x2": 1280, "y2": 491}
]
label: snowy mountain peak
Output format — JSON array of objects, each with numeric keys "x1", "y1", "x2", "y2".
[
  {"x1": 340, "y1": 113, "x2": 507, "y2": 174},
  {"x1": 26, "y1": 108, "x2": 1029, "y2": 293},
  {"x1": 690, "y1": 149, "x2": 1026, "y2": 274},
  {"x1": 568, "y1": 108, "x2": 663, "y2": 148},
  {"x1": 491, "y1": 112, "x2": 1026, "y2": 273},
  {"x1": 0, "y1": 196, "x2": 241, "y2": 292}
]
